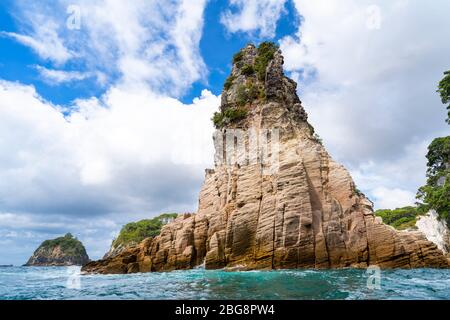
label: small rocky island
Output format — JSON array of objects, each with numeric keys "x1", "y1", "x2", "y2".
[
  {"x1": 83, "y1": 43, "x2": 450, "y2": 275},
  {"x1": 25, "y1": 233, "x2": 90, "y2": 266}
]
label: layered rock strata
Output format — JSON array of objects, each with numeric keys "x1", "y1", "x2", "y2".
[{"x1": 82, "y1": 44, "x2": 449, "y2": 274}]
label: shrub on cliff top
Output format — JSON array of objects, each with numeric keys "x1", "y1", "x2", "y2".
[
  {"x1": 212, "y1": 107, "x2": 248, "y2": 129},
  {"x1": 374, "y1": 206, "x2": 422, "y2": 230},
  {"x1": 39, "y1": 233, "x2": 87, "y2": 256},
  {"x1": 112, "y1": 213, "x2": 178, "y2": 248},
  {"x1": 416, "y1": 136, "x2": 450, "y2": 226},
  {"x1": 255, "y1": 41, "x2": 279, "y2": 81}
]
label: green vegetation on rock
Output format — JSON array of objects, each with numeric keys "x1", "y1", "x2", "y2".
[
  {"x1": 416, "y1": 136, "x2": 450, "y2": 226},
  {"x1": 241, "y1": 64, "x2": 255, "y2": 76},
  {"x1": 437, "y1": 70, "x2": 450, "y2": 124},
  {"x1": 212, "y1": 107, "x2": 248, "y2": 129},
  {"x1": 223, "y1": 75, "x2": 236, "y2": 90},
  {"x1": 374, "y1": 207, "x2": 422, "y2": 230},
  {"x1": 233, "y1": 50, "x2": 244, "y2": 65},
  {"x1": 414, "y1": 73, "x2": 450, "y2": 227},
  {"x1": 112, "y1": 213, "x2": 178, "y2": 248},
  {"x1": 40, "y1": 233, "x2": 88, "y2": 257},
  {"x1": 215, "y1": 42, "x2": 279, "y2": 129},
  {"x1": 255, "y1": 41, "x2": 279, "y2": 81}
]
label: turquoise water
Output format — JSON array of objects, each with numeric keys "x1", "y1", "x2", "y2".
[{"x1": 0, "y1": 266, "x2": 449, "y2": 300}]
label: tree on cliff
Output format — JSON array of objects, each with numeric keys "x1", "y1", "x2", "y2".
[
  {"x1": 416, "y1": 73, "x2": 450, "y2": 226},
  {"x1": 437, "y1": 70, "x2": 450, "y2": 124}
]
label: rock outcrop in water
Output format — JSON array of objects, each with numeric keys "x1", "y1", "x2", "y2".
[
  {"x1": 82, "y1": 43, "x2": 449, "y2": 274},
  {"x1": 25, "y1": 233, "x2": 90, "y2": 266}
]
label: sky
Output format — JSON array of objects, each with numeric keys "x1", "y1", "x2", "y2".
[{"x1": 0, "y1": 0, "x2": 449, "y2": 265}]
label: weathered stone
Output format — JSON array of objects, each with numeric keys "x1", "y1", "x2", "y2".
[{"x1": 82, "y1": 45, "x2": 449, "y2": 275}]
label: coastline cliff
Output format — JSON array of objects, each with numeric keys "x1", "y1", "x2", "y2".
[
  {"x1": 25, "y1": 233, "x2": 90, "y2": 266},
  {"x1": 82, "y1": 43, "x2": 449, "y2": 274}
]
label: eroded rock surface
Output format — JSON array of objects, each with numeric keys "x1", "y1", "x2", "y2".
[{"x1": 82, "y1": 44, "x2": 449, "y2": 274}]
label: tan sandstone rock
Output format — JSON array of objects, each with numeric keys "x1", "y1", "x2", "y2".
[{"x1": 82, "y1": 44, "x2": 449, "y2": 275}]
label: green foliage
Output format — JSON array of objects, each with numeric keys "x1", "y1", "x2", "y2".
[
  {"x1": 212, "y1": 107, "x2": 248, "y2": 129},
  {"x1": 374, "y1": 207, "x2": 421, "y2": 230},
  {"x1": 255, "y1": 41, "x2": 279, "y2": 81},
  {"x1": 223, "y1": 75, "x2": 235, "y2": 91},
  {"x1": 416, "y1": 136, "x2": 450, "y2": 226},
  {"x1": 233, "y1": 51, "x2": 244, "y2": 64},
  {"x1": 417, "y1": 176, "x2": 450, "y2": 226},
  {"x1": 437, "y1": 70, "x2": 450, "y2": 124},
  {"x1": 39, "y1": 233, "x2": 87, "y2": 257},
  {"x1": 241, "y1": 64, "x2": 255, "y2": 76},
  {"x1": 424, "y1": 136, "x2": 450, "y2": 179},
  {"x1": 234, "y1": 81, "x2": 261, "y2": 106},
  {"x1": 313, "y1": 133, "x2": 323, "y2": 145},
  {"x1": 112, "y1": 213, "x2": 178, "y2": 248}
]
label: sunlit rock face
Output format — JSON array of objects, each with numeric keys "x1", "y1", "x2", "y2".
[
  {"x1": 82, "y1": 45, "x2": 449, "y2": 275},
  {"x1": 417, "y1": 210, "x2": 450, "y2": 255}
]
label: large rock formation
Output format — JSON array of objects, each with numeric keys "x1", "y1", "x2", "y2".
[
  {"x1": 25, "y1": 233, "x2": 90, "y2": 266},
  {"x1": 82, "y1": 43, "x2": 449, "y2": 274}
]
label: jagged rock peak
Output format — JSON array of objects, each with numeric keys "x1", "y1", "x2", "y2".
[{"x1": 214, "y1": 42, "x2": 307, "y2": 129}]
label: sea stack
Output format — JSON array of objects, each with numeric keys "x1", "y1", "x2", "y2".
[
  {"x1": 25, "y1": 233, "x2": 90, "y2": 266},
  {"x1": 82, "y1": 43, "x2": 449, "y2": 274}
]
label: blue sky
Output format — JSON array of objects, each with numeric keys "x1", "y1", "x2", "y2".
[
  {"x1": 0, "y1": 0, "x2": 449, "y2": 265},
  {"x1": 0, "y1": 0, "x2": 299, "y2": 105}
]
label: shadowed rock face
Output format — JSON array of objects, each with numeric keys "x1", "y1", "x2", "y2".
[{"x1": 82, "y1": 44, "x2": 449, "y2": 274}]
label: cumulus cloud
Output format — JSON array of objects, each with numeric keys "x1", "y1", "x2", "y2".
[
  {"x1": 0, "y1": 0, "x2": 216, "y2": 264},
  {"x1": 279, "y1": 0, "x2": 450, "y2": 208},
  {"x1": 0, "y1": 79, "x2": 219, "y2": 263},
  {"x1": 221, "y1": 0, "x2": 287, "y2": 38}
]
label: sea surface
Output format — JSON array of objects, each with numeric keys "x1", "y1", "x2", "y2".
[{"x1": 0, "y1": 266, "x2": 449, "y2": 300}]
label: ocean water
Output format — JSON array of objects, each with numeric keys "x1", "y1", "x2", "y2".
[{"x1": 0, "y1": 266, "x2": 449, "y2": 300}]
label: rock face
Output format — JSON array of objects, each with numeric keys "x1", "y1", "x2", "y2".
[
  {"x1": 416, "y1": 210, "x2": 450, "y2": 255},
  {"x1": 25, "y1": 233, "x2": 90, "y2": 266},
  {"x1": 82, "y1": 44, "x2": 449, "y2": 274}
]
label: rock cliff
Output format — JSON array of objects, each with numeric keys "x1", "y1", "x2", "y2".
[
  {"x1": 416, "y1": 210, "x2": 450, "y2": 255},
  {"x1": 25, "y1": 233, "x2": 90, "y2": 266},
  {"x1": 82, "y1": 43, "x2": 449, "y2": 274}
]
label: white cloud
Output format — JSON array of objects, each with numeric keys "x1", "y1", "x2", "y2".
[
  {"x1": 221, "y1": 0, "x2": 287, "y2": 38},
  {"x1": 0, "y1": 0, "x2": 214, "y2": 263},
  {"x1": 0, "y1": 79, "x2": 220, "y2": 262},
  {"x1": 371, "y1": 187, "x2": 416, "y2": 210},
  {"x1": 0, "y1": 80, "x2": 219, "y2": 212},
  {"x1": 1, "y1": 20, "x2": 73, "y2": 65},
  {"x1": 280, "y1": 0, "x2": 450, "y2": 209},
  {"x1": 5, "y1": 0, "x2": 208, "y2": 95},
  {"x1": 35, "y1": 66, "x2": 100, "y2": 85}
]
